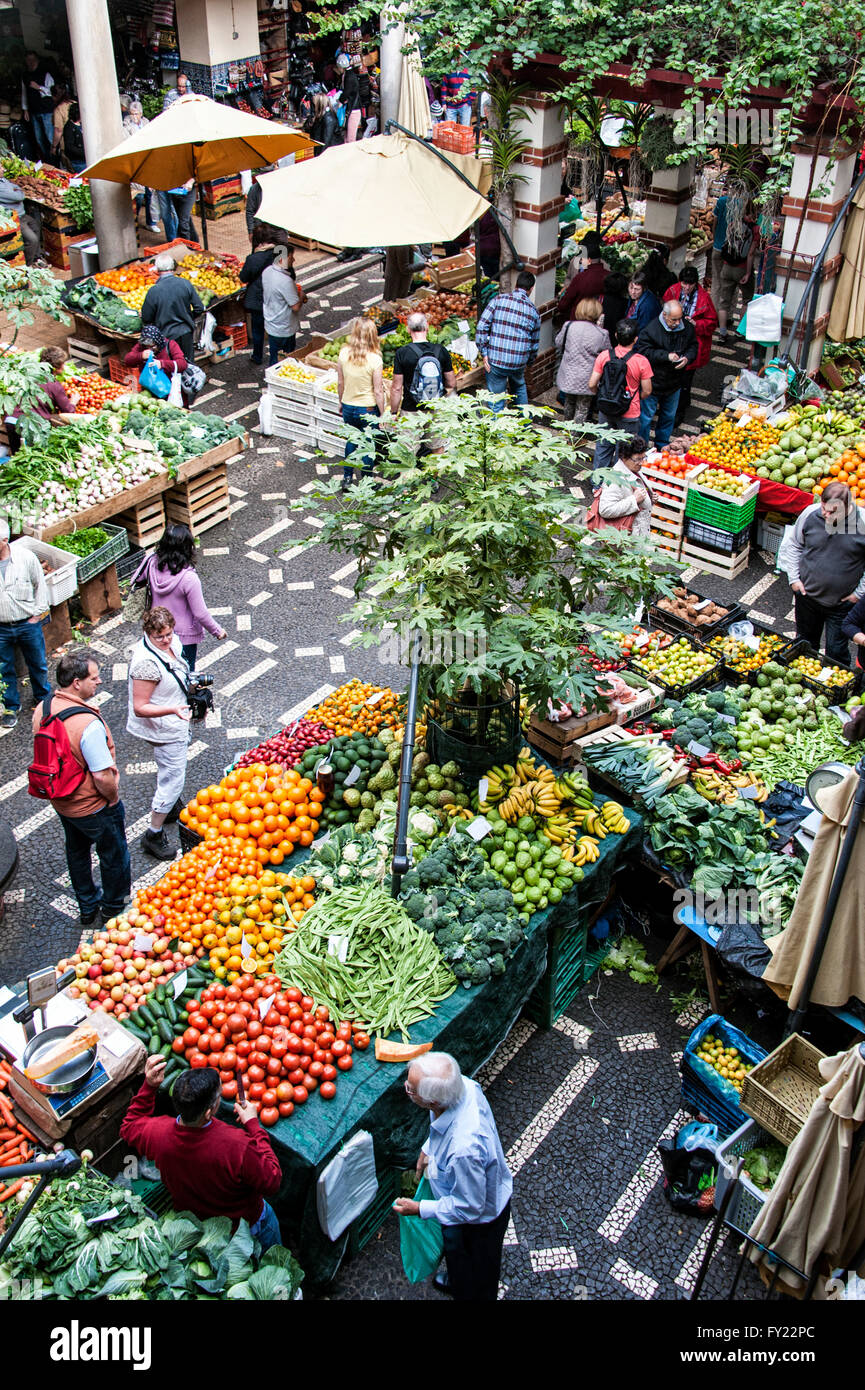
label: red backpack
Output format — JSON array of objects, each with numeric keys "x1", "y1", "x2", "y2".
[{"x1": 28, "y1": 694, "x2": 106, "y2": 802}]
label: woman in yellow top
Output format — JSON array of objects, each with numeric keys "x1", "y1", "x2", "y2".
[{"x1": 337, "y1": 317, "x2": 385, "y2": 492}]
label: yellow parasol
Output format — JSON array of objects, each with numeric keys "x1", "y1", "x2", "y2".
[{"x1": 397, "y1": 35, "x2": 432, "y2": 140}]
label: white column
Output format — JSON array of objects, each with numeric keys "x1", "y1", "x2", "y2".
[
  {"x1": 379, "y1": 7, "x2": 405, "y2": 132},
  {"x1": 510, "y1": 94, "x2": 567, "y2": 392},
  {"x1": 66, "y1": 0, "x2": 137, "y2": 270},
  {"x1": 642, "y1": 154, "x2": 695, "y2": 271}
]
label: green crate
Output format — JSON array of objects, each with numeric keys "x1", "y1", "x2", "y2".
[
  {"x1": 524, "y1": 920, "x2": 589, "y2": 1028},
  {"x1": 130, "y1": 1176, "x2": 174, "y2": 1216},
  {"x1": 346, "y1": 1167, "x2": 401, "y2": 1256},
  {"x1": 66, "y1": 523, "x2": 130, "y2": 583},
  {"x1": 685, "y1": 488, "x2": 756, "y2": 532}
]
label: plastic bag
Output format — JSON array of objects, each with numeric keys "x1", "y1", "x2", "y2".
[
  {"x1": 741, "y1": 293, "x2": 784, "y2": 344},
  {"x1": 167, "y1": 366, "x2": 184, "y2": 408},
  {"x1": 197, "y1": 311, "x2": 216, "y2": 355},
  {"x1": 658, "y1": 1139, "x2": 717, "y2": 1214},
  {"x1": 676, "y1": 1121, "x2": 720, "y2": 1153},
  {"x1": 399, "y1": 1176, "x2": 444, "y2": 1283},
  {"x1": 139, "y1": 356, "x2": 171, "y2": 399},
  {"x1": 258, "y1": 391, "x2": 273, "y2": 436},
  {"x1": 181, "y1": 363, "x2": 207, "y2": 402}
]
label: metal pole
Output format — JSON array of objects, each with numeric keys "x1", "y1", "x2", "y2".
[
  {"x1": 197, "y1": 183, "x2": 209, "y2": 250},
  {"x1": 779, "y1": 165, "x2": 865, "y2": 367},
  {"x1": 785, "y1": 758, "x2": 865, "y2": 1037},
  {"x1": 385, "y1": 118, "x2": 524, "y2": 272},
  {"x1": 390, "y1": 625, "x2": 422, "y2": 897}
]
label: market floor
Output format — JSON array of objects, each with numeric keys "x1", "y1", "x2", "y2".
[{"x1": 0, "y1": 266, "x2": 807, "y2": 1300}]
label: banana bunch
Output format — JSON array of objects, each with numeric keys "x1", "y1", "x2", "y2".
[
  {"x1": 531, "y1": 778, "x2": 563, "y2": 819},
  {"x1": 563, "y1": 835, "x2": 601, "y2": 865},
  {"x1": 554, "y1": 772, "x2": 595, "y2": 808},
  {"x1": 443, "y1": 803, "x2": 474, "y2": 820},
  {"x1": 600, "y1": 800, "x2": 631, "y2": 834},
  {"x1": 691, "y1": 768, "x2": 769, "y2": 806},
  {"x1": 498, "y1": 784, "x2": 538, "y2": 824}
]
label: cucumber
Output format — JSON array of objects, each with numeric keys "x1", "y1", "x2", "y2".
[
  {"x1": 123, "y1": 1015, "x2": 148, "y2": 1040},
  {"x1": 149, "y1": 1030, "x2": 161, "y2": 1053},
  {"x1": 146, "y1": 997, "x2": 166, "y2": 1021},
  {"x1": 163, "y1": 1058, "x2": 182, "y2": 1081},
  {"x1": 154, "y1": 984, "x2": 167, "y2": 1004},
  {"x1": 156, "y1": 1019, "x2": 174, "y2": 1045},
  {"x1": 164, "y1": 997, "x2": 178, "y2": 1026},
  {"x1": 136, "y1": 1003, "x2": 154, "y2": 1028},
  {"x1": 158, "y1": 1041, "x2": 172, "y2": 1060}
]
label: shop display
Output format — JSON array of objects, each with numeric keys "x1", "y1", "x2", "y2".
[{"x1": 181, "y1": 763, "x2": 326, "y2": 857}]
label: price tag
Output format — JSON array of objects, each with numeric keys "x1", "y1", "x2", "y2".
[
  {"x1": 132, "y1": 932, "x2": 154, "y2": 953},
  {"x1": 457, "y1": 318, "x2": 471, "y2": 332},
  {"x1": 68, "y1": 176, "x2": 83, "y2": 187},
  {"x1": 327, "y1": 933, "x2": 349, "y2": 962},
  {"x1": 405, "y1": 836, "x2": 414, "y2": 860},
  {"x1": 240, "y1": 933, "x2": 253, "y2": 960},
  {"x1": 738, "y1": 785, "x2": 760, "y2": 800},
  {"x1": 634, "y1": 632, "x2": 653, "y2": 650},
  {"x1": 448, "y1": 820, "x2": 458, "y2": 838},
  {"x1": 344, "y1": 763, "x2": 361, "y2": 787},
  {"x1": 34, "y1": 160, "x2": 43, "y2": 171},
  {"x1": 87, "y1": 1206, "x2": 121, "y2": 1227},
  {"x1": 478, "y1": 777, "x2": 489, "y2": 803},
  {"x1": 633, "y1": 601, "x2": 645, "y2": 625},
  {"x1": 365, "y1": 690, "x2": 385, "y2": 706},
  {"x1": 829, "y1": 705, "x2": 849, "y2": 723},
  {"x1": 284, "y1": 719, "x2": 300, "y2": 740},
  {"x1": 692, "y1": 597, "x2": 712, "y2": 611},
  {"x1": 717, "y1": 713, "x2": 736, "y2": 724},
  {"x1": 466, "y1": 815, "x2": 493, "y2": 841},
  {"x1": 172, "y1": 969, "x2": 188, "y2": 999},
  {"x1": 687, "y1": 740, "x2": 711, "y2": 757},
  {"x1": 312, "y1": 829, "x2": 331, "y2": 848},
  {"x1": 258, "y1": 993, "x2": 274, "y2": 1022},
  {"x1": 742, "y1": 634, "x2": 761, "y2": 652}
]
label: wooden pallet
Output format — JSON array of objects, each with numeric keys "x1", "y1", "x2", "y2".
[
  {"x1": 113, "y1": 494, "x2": 167, "y2": 549},
  {"x1": 166, "y1": 463, "x2": 229, "y2": 537},
  {"x1": 650, "y1": 529, "x2": 683, "y2": 560},
  {"x1": 681, "y1": 540, "x2": 751, "y2": 580},
  {"x1": 67, "y1": 336, "x2": 113, "y2": 374}
]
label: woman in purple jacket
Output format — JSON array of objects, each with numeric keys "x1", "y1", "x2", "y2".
[{"x1": 138, "y1": 525, "x2": 226, "y2": 669}]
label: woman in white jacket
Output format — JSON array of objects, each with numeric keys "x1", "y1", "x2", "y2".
[
  {"x1": 597, "y1": 436, "x2": 653, "y2": 537},
  {"x1": 127, "y1": 607, "x2": 192, "y2": 861}
]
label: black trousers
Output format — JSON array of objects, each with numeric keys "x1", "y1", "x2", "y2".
[{"x1": 441, "y1": 1200, "x2": 510, "y2": 1301}]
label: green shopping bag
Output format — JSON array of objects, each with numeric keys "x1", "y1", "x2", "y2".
[{"x1": 399, "y1": 1177, "x2": 444, "y2": 1283}]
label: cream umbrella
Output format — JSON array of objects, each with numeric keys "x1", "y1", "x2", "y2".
[
  {"x1": 397, "y1": 35, "x2": 432, "y2": 140},
  {"x1": 83, "y1": 94, "x2": 314, "y2": 248},
  {"x1": 256, "y1": 133, "x2": 490, "y2": 248}
]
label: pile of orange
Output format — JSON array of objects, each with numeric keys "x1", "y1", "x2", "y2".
[
  {"x1": 305, "y1": 679, "x2": 403, "y2": 737},
  {"x1": 814, "y1": 446, "x2": 865, "y2": 501},
  {"x1": 180, "y1": 763, "x2": 325, "y2": 864},
  {"x1": 95, "y1": 263, "x2": 158, "y2": 311},
  {"x1": 136, "y1": 839, "x2": 260, "y2": 941},
  {"x1": 691, "y1": 417, "x2": 780, "y2": 470}
]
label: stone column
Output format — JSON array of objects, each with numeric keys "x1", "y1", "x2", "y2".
[
  {"x1": 641, "y1": 155, "x2": 695, "y2": 271},
  {"x1": 777, "y1": 134, "x2": 858, "y2": 372},
  {"x1": 510, "y1": 93, "x2": 567, "y2": 395},
  {"x1": 379, "y1": 7, "x2": 405, "y2": 132},
  {"x1": 65, "y1": 0, "x2": 137, "y2": 270}
]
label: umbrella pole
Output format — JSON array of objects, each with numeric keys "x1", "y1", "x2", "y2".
[
  {"x1": 197, "y1": 184, "x2": 209, "y2": 250},
  {"x1": 784, "y1": 757, "x2": 865, "y2": 1038}
]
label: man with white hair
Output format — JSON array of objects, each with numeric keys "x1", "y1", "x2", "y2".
[
  {"x1": 140, "y1": 254, "x2": 204, "y2": 366},
  {"x1": 0, "y1": 518, "x2": 51, "y2": 730},
  {"x1": 393, "y1": 1051, "x2": 512, "y2": 1300},
  {"x1": 390, "y1": 313, "x2": 456, "y2": 417}
]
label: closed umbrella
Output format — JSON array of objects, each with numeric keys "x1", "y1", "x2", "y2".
[
  {"x1": 828, "y1": 181, "x2": 865, "y2": 342},
  {"x1": 746, "y1": 1043, "x2": 865, "y2": 1295},
  {"x1": 256, "y1": 133, "x2": 490, "y2": 248},
  {"x1": 397, "y1": 35, "x2": 432, "y2": 139}
]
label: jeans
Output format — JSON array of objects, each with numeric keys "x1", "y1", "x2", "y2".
[
  {"x1": 341, "y1": 402, "x2": 380, "y2": 481},
  {"x1": 180, "y1": 643, "x2": 197, "y2": 669},
  {"x1": 251, "y1": 1199, "x2": 282, "y2": 1253},
  {"x1": 640, "y1": 389, "x2": 681, "y2": 447},
  {"x1": 158, "y1": 190, "x2": 178, "y2": 241},
  {"x1": 440, "y1": 1199, "x2": 510, "y2": 1301},
  {"x1": 58, "y1": 799, "x2": 132, "y2": 919},
  {"x1": 30, "y1": 111, "x2": 54, "y2": 158},
  {"x1": 592, "y1": 412, "x2": 641, "y2": 469},
  {"x1": 268, "y1": 334, "x2": 296, "y2": 366},
  {"x1": 249, "y1": 309, "x2": 265, "y2": 365},
  {"x1": 170, "y1": 189, "x2": 197, "y2": 242},
  {"x1": 0, "y1": 619, "x2": 50, "y2": 713},
  {"x1": 794, "y1": 592, "x2": 854, "y2": 667},
  {"x1": 485, "y1": 364, "x2": 528, "y2": 412},
  {"x1": 447, "y1": 102, "x2": 472, "y2": 126}
]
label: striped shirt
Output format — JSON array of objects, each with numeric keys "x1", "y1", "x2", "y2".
[
  {"x1": 475, "y1": 288, "x2": 541, "y2": 371},
  {"x1": 0, "y1": 546, "x2": 50, "y2": 624},
  {"x1": 441, "y1": 70, "x2": 476, "y2": 105}
]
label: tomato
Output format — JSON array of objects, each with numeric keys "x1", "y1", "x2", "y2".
[
  {"x1": 292, "y1": 1085, "x2": 308, "y2": 1104},
  {"x1": 275, "y1": 1081, "x2": 294, "y2": 1102},
  {"x1": 236, "y1": 1039, "x2": 253, "y2": 1058},
  {"x1": 314, "y1": 1005, "x2": 330, "y2": 1022},
  {"x1": 266, "y1": 1055, "x2": 282, "y2": 1076},
  {"x1": 247, "y1": 1019, "x2": 262, "y2": 1040},
  {"x1": 275, "y1": 997, "x2": 291, "y2": 1015},
  {"x1": 250, "y1": 1050, "x2": 269, "y2": 1069},
  {"x1": 219, "y1": 1069, "x2": 234, "y2": 1083},
  {"x1": 317, "y1": 1031, "x2": 335, "y2": 1049},
  {"x1": 262, "y1": 1088, "x2": 278, "y2": 1108},
  {"x1": 319, "y1": 1081, "x2": 336, "y2": 1099},
  {"x1": 288, "y1": 1004, "x2": 303, "y2": 1021},
  {"x1": 312, "y1": 1048, "x2": 327, "y2": 1064},
  {"x1": 247, "y1": 1064, "x2": 266, "y2": 1084},
  {"x1": 285, "y1": 987, "x2": 302, "y2": 1002},
  {"x1": 278, "y1": 1101, "x2": 294, "y2": 1117},
  {"x1": 352, "y1": 1032, "x2": 370, "y2": 1051},
  {"x1": 209, "y1": 1032, "x2": 226, "y2": 1053},
  {"x1": 212, "y1": 1011, "x2": 228, "y2": 1030},
  {"x1": 200, "y1": 1001, "x2": 217, "y2": 1020},
  {"x1": 222, "y1": 1081, "x2": 238, "y2": 1100},
  {"x1": 337, "y1": 1055, "x2": 353, "y2": 1071},
  {"x1": 262, "y1": 1011, "x2": 280, "y2": 1030},
  {"x1": 242, "y1": 987, "x2": 258, "y2": 1003},
  {"x1": 259, "y1": 1107, "x2": 279, "y2": 1127},
  {"x1": 235, "y1": 1056, "x2": 248, "y2": 1073},
  {"x1": 288, "y1": 1068, "x2": 305, "y2": 1087},
  {"x1": 300, "y1": 996, "x2": 314, "y2": 1012},
  {"x1": 237, "y1": 1001, "x2": 253, "y2": 1019},
  {"x1": 283, "y1": 1053, "x2": 301, "y2": 1070},
  {"x1": 301, "y1": 1012, "x2": 313, "y2": 1026},
  {"x1": 332, "y1": 1039, "x2": 348, "y2": 1057},
  {"x1": 271, "y1": 1041, "x2": 288, "y2": 1061},
  {"x1": 171, "y1": 1037, "x2": 185, "y2": 1055},
  {"x1": 219, "y1": 1050, "x2": 237, "y2": 1071},
  {"x1": 304, "y1": 1074, "x2": 318, "y2": 1092},
  {"x1": 226, "y1": 1013, "x2": 246, "y2": 1035},
  {"x1": 337, "y1": 1023, "x2": 352, "y2": 1041},
  {"x1": 187, "y1": 1012, "x2": 208, "y2": 1031},
  {"x1": 182, "y1": 1027, "x2": 201, "y2": 1048},
  {"x1": 321, "y1": 1064, "x2": 337, "y2": 1081},
  {"x1": 196, "y1": 1034, "x2": 213, "y2": 1054},
  {"x1": 256, "y1": 1034, "x2": 271, "y2": 1054},
  {"x1": 322, "y1": 1051, "x2": 334, "y2": 1065},
  {"x1": 300, "y1": 1038, "x2": 316, "y2": 1056},
  {"x1": 225, "y1": 985, "x2": 242, "y2": 1002},
  {"x1": 308, "y1": 1060, "x2": 324, "y2": 1078},
  {"x1": 190, "y1": 1052, "x2": 210, "y2": 1069},
  {"x1": 212, "y1": 983, "x2": 227, "y2": 999},
  {"x1": 248, "y1": 1082, "x2": 266, "y2": 1101},
  {"x1": 290, "y1": 1019, "x2": 304, "y2": 1037}
]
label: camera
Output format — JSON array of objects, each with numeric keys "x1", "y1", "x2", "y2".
[{"x1": 187, "y1": 673, "x2": 214, "y2": 722}]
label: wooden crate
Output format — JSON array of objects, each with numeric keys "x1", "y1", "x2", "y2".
[
  {"x1": 527, "y1": 708, "x2": 615, "y2": 765},
  {"x1": 67, "y1": 336, "x2": 114, "y2": 374},
  {"x1": 113, "y1": 494, "x2": 167, "y2": 548},
  {"x1": 166, "y1": 463, "x2": 229, "y2": 537},
  {"x1": 681, "y1": 539, "x2": 751, "y2": 580},
  {"x1": 650, "y1": 527, "x2": 683, "y2": 560}
]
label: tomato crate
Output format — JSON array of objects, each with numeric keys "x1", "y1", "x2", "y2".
[
  {"x1": 685, "y1": 487, "x2": 757, "y2": 532},
  {"x1": 778, "y1": 640, "x2": 857, "y2": 705},
  {"x1": 698, "y1": 619, "x2": 796, "y2": 686},
  {"x1": 346, "y1": 1167, "x2": 401, "y2": 1256},
  {"x1": 524, "y1": 919, "x2": 589, "y2": 1028},
  {"x1": 681, "y1": 1013, "x2": 768, "y2": 1138}
]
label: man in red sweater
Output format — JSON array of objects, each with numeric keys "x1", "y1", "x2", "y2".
[
  {"x1": 555, "y1": 232, "x2": 609, "y2": 326},
  {"x1": 120, "y1": 1056, "x2": 283, "y2": 1248}
]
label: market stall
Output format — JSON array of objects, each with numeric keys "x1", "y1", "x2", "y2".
[{"x1": 0, "y1": 154, "x2": 94, "y2": 271}]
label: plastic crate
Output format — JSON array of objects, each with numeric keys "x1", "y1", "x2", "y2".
[
  {"x1": 685, "y1": 488, "x2": 757, "y2": 532},
  {"x1": 714, "y1": 1119, "x2": 780, "y2": 1232},
  {"x1": 178, "y1": 821, "x2": 203, "y2": 854},
  {"x1": 699, "y1": 619, "x2": 796, "y2": 686},
  {"x1": 524, "y1": 920, "x2": 589, "y2": 1028},
  {"x1": 265, "y1": 360, "x2": 329, "y2": 399},
  {"x1": 650, "y1": 586, "x2": 745, "y2": 638},
  {"x1": 11, "y1": 535, "x2": 78, "y2": 605},
  {"x1": 627, "y1": 646, "x2": 722, "y2": 702},
  {"x1": 316, "y1": 429, "x2": 348, "y2": 459},
  {"x1": 65, "y1": 522, "x2": 130, "y2": 584},
  {"x1": 780, "y1": 640, "x2": 856, "y2": 706},
  {"x1": 683, "y1": 517, "x2": 752, "y2": 555},
  {"x1": 681, "y1": 1013, "x2": 768, "y2": 1138},
  {"x1": 225, "y1": 321, "x2": 248, "y2": 351},
  {"x1": 739, "y1": 1033, "x2": 824, "y2": 1146},
  {"x1": 108, "y1": 357, "x2": 140, "y2": 390},
  {"x1": 756, "y1": 515, "x2": 787, "y2": 557},
  {"x1": 346, "y1": 1167, "x2": 401, "y2": 1257},
  {"x1": 116, "y1": 543, "x2": 145, "y2": 584}
]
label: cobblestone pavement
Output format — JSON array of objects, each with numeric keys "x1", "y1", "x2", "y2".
[{"x1": 0, "y1": 251, "x2": 831, "y2": 1301}]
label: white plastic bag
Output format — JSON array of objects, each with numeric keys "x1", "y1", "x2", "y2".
[
  {"x1": 258, "y1": 391, "x2": 274, "y2": 436},
  {"x1": 316, "y1": 1130, "x2": 378, "y2": 1241},
  {"x1": 742, "y1": 293, "x2": 784, "y2": 343},
  {"x1": 197, "y1": 310, "x2": 217, "y2": 355},
  {"x1": 167, "y1": 366, "x2": 184, "y2": 408}
]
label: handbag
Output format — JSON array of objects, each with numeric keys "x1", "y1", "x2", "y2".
[
  {"x1": 122, "y1": 554, "x2": 153, "y2": 624},
  {"x1": 139, "y1": 355, "x2": 172, "y2": 400},
  {"x1": 585, "y1": 487, "x2": 635, "y2": 533},
  {"x1": 181, "y1": 363, "x2": 207, "y2": 402},
  {"x1": 398, "y1": 1177, "x2": 444, "y2": 1283}
]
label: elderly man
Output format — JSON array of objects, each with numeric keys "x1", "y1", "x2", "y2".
[
  {"x1": 0, "y1": 519, "x2": 51, "y2": 730},
  {"x1": 162, "y1": 72, "x2": 190, "y2": 110},
  {"x1": 636, "y1": 298, "x2": 697, "y2": 448},
  {"x1": 393, "y1": 1051, "x2": 512, "y2": 1301},
  {"x1": 140, "y1": 254, "x2": 204, "y2": 366},
  {"x1": 783, "y1": 481, "x2": 865, "y2": 664},
  {"x1": 475, "y1": 270, "x2": 541, "y2": 412}
]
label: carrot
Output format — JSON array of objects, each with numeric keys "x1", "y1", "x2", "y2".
[
  {"x1": 0, "y1": 1129, "x2": 16, "y2": 1143},
  {"x1": 0, "y1": 1095, "x2": 14, "y2": 1127},
  {"x1": 0, "y1": 1180, "x2": 24, "y2": 1202}
]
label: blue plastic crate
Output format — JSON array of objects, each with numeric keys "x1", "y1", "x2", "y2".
[{"x1": 681, "y1": 1013, "x2": 768, "y2": 1138}]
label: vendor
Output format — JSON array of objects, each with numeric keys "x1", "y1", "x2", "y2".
[
  {"x1": 140, "y1": 254, "x2": 204, "y2": 366},
  {"x1": 8, "y1": 347, "x2": 78, "y2": 447},
  {"x1": 120, "y1": 1055, "x2": 283, "y2": 1250},
  {"x1": 783, "y1": 482, "x2": 865, "y2": 665},
  {"x1": 0, "y1": 176, "x2": 42, "y2": 267},
  {"x1": 842, "y1": 591, "x2": 865, "y2": 673}
]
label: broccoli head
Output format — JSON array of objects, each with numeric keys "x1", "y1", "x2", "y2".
[
  {"x1": 468, "y1": 958, "x2": 491, "y2": 984},
  {"x1": 418, "y1": 857, "x2": 446, "y2": 888},
  {"x1": 478, "y1": 888, "x2": 512, "y2": 914},
  {"x1": 489, "y1": 953, "x2": 506, "y2": 977},
  {"x1": 402, "y1": 893, "x2": 428, "y2": 922},
  {"x1": 704, "y1": 691, "x2": 726, "y2": 711},
  {"x1": 400, "y1": 868, "x2": 421, "y2": 895}
]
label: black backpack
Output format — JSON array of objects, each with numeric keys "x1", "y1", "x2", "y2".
[
  {"x1": 63, "y1": 120, "x2": 85, "y2": 166},
  {"x1": 596, "y1": 345, "x2": 637, "y2": 418}
]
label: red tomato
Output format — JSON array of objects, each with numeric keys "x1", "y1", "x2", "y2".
[
  {"x1": 212, "y1": 984, "x2": 227, "y2": 1000},
  {"x1": 352, "y1": 1032, "x2": 370, "y2": 1051},
  {"x1": 308, "y1": 1060, "x2": 324, "y2": 1078},
  {"x1": 288, "y1": 1068, "x2": 305, "y2": 1087},
  {"x1": 322, "y1": 1051, "x2": 334, "y2": 1065},
  {"x1": 283, "y1": 1053, "x2": 301, "y2": 1070},
  {"x1": 266, "y1": 1056, "x2": 282, "y2": 1076},
  {"x1": 247, "y1": 1064, "x2": 266, "y2": 1084},
  {"x1": 317, "y1": 1031, "x2": 335, "y2": 1049},
  {"x1": 242, "y1": 987, "x2": 258, "y2": 1003},
  {"x1": 171, "y1": 1037, "x2": 185, "y2": 1055},
  {"x1": 275, "y1": 997, "x2": 291, "y2": 1015},
  {"x1": 300, "y1": 996, "x2": 314, "y2": 1012},
  {"x1": 292, "y1": 1085, "x2": 308, "y2": 1104},
  {"x1": 319, "y1": 1081, "x2": 336, "y2": 1099},
  {"x1": 225, "y1": 985, "x2": 242, "y2": 1002},
  {"x1": 226, "y1": 1013, "x2": 246, "y2": 1035},
  {"x1": 263, "y1": 1011, "x2": 280, "y2": 1030},
  {"x1": 285, "y1": 987, "x2": 302, "y2": 1003},
  {"x1": 182, "y1": 1027, "x2": 201, "y2": 1048},
  {"x1": 315, "y1": 1005, "x2": 330, "y2": 1022},
  {"x1": 271, "y1": 1041, "x2": 288, "y2": 1061},
  {"x1": 197, "y1": 1034, "x2": 213, "y2": 1054},
  {"x1": 189, "y1": 1052, "x2": 209, "y2": 1069},
  {"x1": 332, "y1": 1039, "x2": 348, "y2": 1057},
  {"x1": 337, "y1": 1023, "x2": 352, "y2": 1042},
  {"x1": 209, "y1": 1032, "x2": 226, "y2": 1053},
  {"x1": 278, "y1": 1101, "x2": 294, "y2": 1117},
  {"x1": 236, "y1": 1057, "x2": 248, "y2": 1073},
  {"x1": 222, "y1": 1081, "x2": 238, "y2": 1100},
  {"x1": 246, "y1": 1019, "x2": 262, "y2": 1040},
  {"x1": 187, "y1": 1012, "x2": 208, "y2": 1031},
  {"x1": 218, "y1": 1050, "x2": 237, "y2": 1071},
  {"x1": 290, "y1": 1019, "x2": 304, "y2": 1037},
  {"x1": 200, "y1": 1001, "x2": 217, "y2": 1020},
  {"x1": 312, "y1": 1049, "x2": 327, "y2": 1064},
  {"x1": 219, "y1": 1069, "x2": 234, "y2": 1083},
  {"x1": 337, "y1": 1055, "x2": 353, "y2": 1071},
  {"x1": 302, "y1": 1024, "x2": 317, "y2": 1039},
  {"x1": 261, "y1": 1088, "x2": 278, "y2": 1108},
  {"x1": 300, "y1": 1038, "x2": 316, "y2": 1056},
  {"x1": 236, "y1": 1039, "x2": 253, "y2": 1058},
  {"x1": 259, "y1": 1107, "x2": 279, "y2": 1127},
  {"x1": 288, "y1": 1005, "x2": 303, "y2": 1021},
  {"x1": 248, "y1": 1082, "x2": 266, "y2": 1101},
  {"x1": 304, "y1": 1075, "x2": 318, "y2": 1092},
  {"x1": 256, "y1": 1034, "x2": 271, "y2": 1054},
  {"x1": 237, "y1": 1001, "x2": 253, "y2": 1019},
  {"x1": 212, "y1": 1011, "x2": 228, "y2": 1031},
  {"x1": 275, "y1": 1081, "x2": 294, "y2": 1102},
  {"x1": 321, "y1": 1064, "x2": 337, "y2": 1081},
  {"x1": 250, "y1": 1050, "x2": 269, "y2": 1069}
]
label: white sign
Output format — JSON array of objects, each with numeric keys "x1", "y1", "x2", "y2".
[
  {"x1": 716, "y1": 713, "x2": 736, "y2": 724},
  {"x1": 240, "y1": 932, "x2": 254, "y2": 960},
  {"x1": 692, "y1": 597, "x2": 712, "y2": 611},
  {"x1": 738, "y1": 786, "x2": 760, "y2": 800},
  {"x1": 466, "y1": 815, "x2": 494, "y2": 841},
  {"x1": 478, "y1": 777, "x2": 489, "y2": 803},
  {"x1": 742, "y1": 634, "x2": 761, "y2": 652},
  {"x1": 312, "y1": 829, "x2": 331, "y2": 848},
  {"x1": 365, "y1": 690, "x2": 385, "y2": 706},
  {"x1": 344, "y1": 764, "x2": 361, "y2": 787},
  {"x1": 172, "y1": 969, "x2": 188, "y2": 999},
  {"x1": 829, "y1": 705, "x2": 849, "y2": 723},
  {"x1": 327, "y1": 933, "x2": 349, "y2": 963},
  {"x1": 258, "y1": 994, "x2": 274, "y2": 1022},
  {"x1": 132, "y1": 932, "x2": 154, "y2": 954},
  {"x1": 68, "y1": 176, "x2": 83, "y2": 187},
  {"x1": 687, "y1": 741, "x2": 711, "y2": 758}
]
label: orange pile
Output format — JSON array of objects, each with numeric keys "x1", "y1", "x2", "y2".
[
  {"x1": 691, "y1": 417, "x2": 780, "y2": 470},
  {"x1": 94, "y1": 263, "x2": 158, "y2": 311},
  {"x1": 180, "y1": 762, "x2": 325, "y2": 863},
  {"x1": 815, "y1": 445, "x2": 865, "y2": 502},
  {"x1": 305, "y1": 679, "x2": 403, "y2": 736},
  {"x1": 137, "y1": 839, "x2": 263, "y2": 939}
]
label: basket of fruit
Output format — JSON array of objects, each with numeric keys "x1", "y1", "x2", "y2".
[
  {"x1": 628, "y1": 635, "x2": 721, "y2": 700},
  {"x1": 682, "y1": 1013, "x2": 768, "y2": 1137},
  {"x1": 685, "y1": 465, "x2": 759, "y2": 530},
  {"x1": 780, "y1": 641, "x2": 857, "y2": 704},
  {"x1": 701, "y1": 621, "x2": 795, "y2": 685},
  {"x1": 651, "y1": 585, "x2": 743, "y2": 637},
  {"x1": 265, "y1": 358, "x2": 329, "y2": 401}
]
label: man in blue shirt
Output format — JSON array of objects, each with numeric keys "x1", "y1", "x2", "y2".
[
  {"x1": 475, "y1": 270, "x2": 541, "y2": 413},
  {"x1": 393, "y1": 1051, "x2": 513, "y2": 1301}
]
